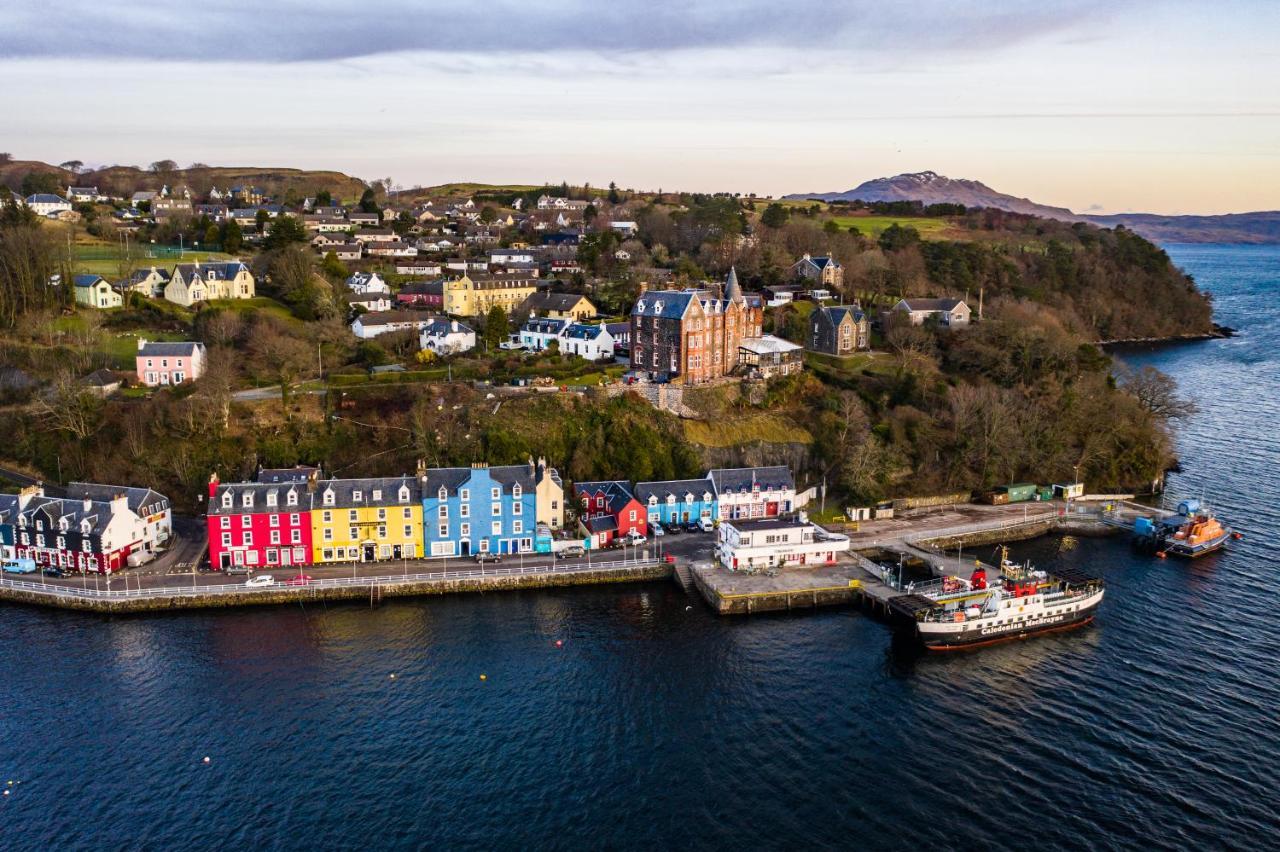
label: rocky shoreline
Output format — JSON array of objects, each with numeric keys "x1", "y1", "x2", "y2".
[{"x1": 1100, "y1": 324, "x2": 1235, "y2": 347}]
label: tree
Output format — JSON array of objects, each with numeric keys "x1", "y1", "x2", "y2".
[
  {"x1": 254, "y1": 209, "x2": 269, "y2": 234},
  {"x1": 314, "y1": 189, "x2": 332, "y2": 207},
  {"x1": 823, "y1": 219, "x2": 840, "y2": 235},
  {"x1": 32, "y1": 371, "x2": 103, "y2": 441},
  {"x1": 761, "y1": 203, "x2": 790, "y2": 229},
  {"x1": 265, "y1": 214, "x2": 308, "y2": 250},
  {"x1": 204, "y1": 224, "x2": 220, "y2": 247},
  {"x1": 608, "y1": 182, "x2": 621, "y2": 204},
  {"x1": 150, "y1": 159, "x2": 178, "y2": 174},
  {"x1": 583, "y1": 203, "x2": 597, "y2": 222},
  {"x1": 60, "y1": 160, "x2": 84, "y2": 175},
  {"x1": 358, "y1": 187, "x2": 379, "y2": 214},
  {"x1": 20, "y1": 171, "x2": 61, "y2": 196},
  {"x1": 245, "y1": 317, "x2": 314, "y2": 412},
  {"x1": 878, "y1": 223, "x2": 921, "y2": 252},
  {"x1": 483, "y1": 304, "x2": 509, "y2": 351},
  {"x1": 0, "y1": 153, "x2": 12, "y2": 164},
  {"x1": 478, "y1": 205, "x2": 497, "y2": 225},
  {"x1": 319, "y1": 250, "x2": 348, "y2": 280},
  {"x1": 0, "y1": 198, "x2": 63, "y2": 328},
  {"x1": 1119, "y1": 365, "x2": 1197, "y2": 420},
  {"x1": 221, "y1": 218, "x2": 243, "y2": 253}
]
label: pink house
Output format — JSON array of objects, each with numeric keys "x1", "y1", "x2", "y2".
[{"x1": 136, "y1": 339, "x2": 206, "y2": 387}]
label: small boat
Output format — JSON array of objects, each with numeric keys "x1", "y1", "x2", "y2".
[
  {"x1": 891, "y1": 547, "x2": 1105, "y2": 651},
  {"x1": 1162, "y1": 510, "x2": 1231, "y2": 557}
]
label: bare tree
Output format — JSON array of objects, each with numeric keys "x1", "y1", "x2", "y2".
[
  {"x1": 33, "y1": 372, "x2": 103, "y2": 440},
  {"x1": 1118, "y1": 365, "x2": 1197, "y2": 420}
]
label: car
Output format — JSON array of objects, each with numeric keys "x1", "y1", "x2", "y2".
[
  {"x1": 624, "y1": 531, "x2": 647, "y2": 546},
  {"x1": 2, "y1": 559, "x2": 38, "y2": 574},
  {"x1": 684, "y1": 521, "x2": 703, "y2": 533},
  {"x1": 244, "y1": 574, "x2": 275, "y2": 587},
  {"x1": 663, "y1": 522, "x2": 683, "y2": 535},
  {"x1": 41, "y1": 566, "x2": 69, "y2": 578},
  {"x1": 557, "y1": 545, "x2": 585, "y2": 560},
  {"x1": 697, "y1": 518, "x2": 716, "y2": 534},
  {"x1": 284, "y1": 574, "x2": 313, "y2": 586},
  {"x1": 224, "y1": 565, "x2": 249, "y2": 576},
  {"x1": 651, "y1": 524, "x2": 665, "y2": 537},
  {"x1": 475, "y1": 552, "x2": 502, "y2": 564}
]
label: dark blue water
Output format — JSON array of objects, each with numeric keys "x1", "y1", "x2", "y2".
[{"x1": 3, "y1": 245, "x2": 1278, "y2": 850}]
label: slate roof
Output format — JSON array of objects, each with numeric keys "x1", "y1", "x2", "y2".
[
  {"x1": 563, "y1": 323, "x2": 608, "y2": 341},
  {"x1": 707, "y1": 466, "x2": 795, "y2": 494},
  {"x1": 137, "y1": 340, "x2": 204, "y2": 358},
  {"x1": 210, "y1": 481, "x2": 310, "y2": 515},
  {"x1": 73, "y1": 274, "x2": 106, "y2": 288},
  {"x1": 257, "y1": 466, "x2": 321, "y2": 484},
  {"x1": 585, "y1": 515, "x2": 618, "y2": 534},
  {"x1": 398, "y1": 280, "x2": 444, "y2": 296},
  {"x1": 315, "y1": 476, "x2": 422, "y2": 509},
  {"x1": 420, "y1": 464, "x2": 537, "y2": 497},
  {"x1": 522, "y1": 291, "x2": 592, "y2": 314},
  {"x1": 631, "y1": 290, "x2": 697, "y2": 320},
  {"x1": 634, "y1": 479, "x2": 715, "y2": 503},
  {"x1": 421, "y1": 318, "x2": 473, "y2": 337},
  {"x1": 67, "y1": 482, "x2": 169, "y2": 516},
  {"x1": 81, "y1": 369, "x2": 120, "y2": 388},
  {"x1": 27, "y1": 194, "x2": 70, "y2": 204},
  {"x1": 173, "y1": 261, "x2": 249, "y2": 282},
  {"x1": 901, "y1": 298, "x2": 965, "y2": 312},
  {"x1": 122, "y1": 267, "x2": 171, "y2": 286},
  {"x1": 574, "y1": 480, "x2": 637, "y2": 514},
  {"x1": 523, "y1": 317, "x2": 568, "y2": 335},
  {"x1": 821, "y1": 305, "x2": 865, "y2": 325}
]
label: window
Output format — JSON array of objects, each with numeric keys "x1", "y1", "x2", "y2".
[
  {"x1": 290, "y1": 513, "x2": 301, "y2": 525},
  {"x1": 491, "y1": 487, "x2": 501, "y2": 500},
  {"x1": 404, "y1": 526, "x2": 412, "y2": 538},
  {"x1": 461, "y1": 488, "x2": 470, "y2": 501},
  {"x1": 241, "y1": 531, "x2": 252, "y2": 546},
  {"x1": 399, "y1": 487, "x2": 410, "y2": 503},
  {"x1": 323, "y1": 511, "x2": 332, "y2": 523},
  {"x1": 353, "y1": 490, "x2": 362, "y2": 502},
  {"x1": 378, "y1": 527, "x2": 386, "y2": 538},
  {"x1": 513, "y1": 521, "x2": 523, "y2": 534},
  {"x1": 377, "y1": 508, "x2": 386, "y2": 521},
  {"x1": 349, "y1": 528, "x2": 358, "y2": 540},
  {"x1": 403, "y1": 508, "x2": 412, "y2": 519},
  {"x1": 221, "y1": 532, "x2": 231, "y2": 547},
  {"x1": 323, "y1": 549, "x2": 333, "y2": 561},
  {"x1": 438, "y1": 505, "x2": 448, "y2": 519},
  {"x1": 241, "y1": 493, "x2": 253, "y2": 508},
  {"x1": 323, "y1": 491, "x2": 335, "y2": 506},
  {"x1": 266, "y1": 549, "x2": 278, "y2": 565},
  {"x1": 221, "y1": 493, "x2": 232, "y2": 508},
  {"x1": 220, "y1": 516, "x2": 230, "y2": 529},
  {"x1": 348, "y1": 510, "x2": 358, "y2": 522},
  {"x1": 460, "y1": 503, "x2": 469, "y2": 518},
  {"x1": 286, "y1": 491, "x2": 297, "y2": 506},
  {"x1": 270, "y1": 514, "x2": 280, "y2": 527},
  {"x1": 372, "y1": 490, "x2": 382, "y2": 502},
  {"x1": 291, "y1": 529, "x2": 301, "y2": 544},
  {"x1": 513, "y1": 484, "x2": 522, "y2": 498},
  {"x1": 492, "y1": 503, "x2": 501, "y2": 517},
  {"x1": 438, "y1": 523, "x2": 448, "y2": 538},
  {"x1": 324, "y1": 529, "x2": 333, "y2": 541},
  {"x1": 629, "y1": 510, "x2": 637, "y2": 521},
  {"x1": 241, "y1": 515, "x2": 251, "y2": 528},
  {"x1": 491, "y1": 521, "x2": 502, "y2": 535}
]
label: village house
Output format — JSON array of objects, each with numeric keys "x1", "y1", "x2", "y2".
[
  {"x1": 634, "y1": 479, "x2": 718, "y2": 527},
  {"x1": 352, "y1": 228, "x2": 397, "y2": 244},
  {"x1": 421, "y1": 462, "x2": 553, "y2": 557},
  {"x1": 25, "y1": 193, "x2": 73, "y2": 217},
  {"x1": 559, "y1": 323, "x2": 615, "y2": 361},
  {"x1": 605, "y1": 321, "x2": 630, "y2": 354},
  {"x1": 396, "y1": 280, "x2": 444, "y2": 310},
  {"x1": 519, "y1": 291, "x2": 597, "y2": 321},
  {"x1": 329, "y1": 242, "x2": 363, "y2": 261},
  {"x1": 349, "y1": 211, "x2": 381, "y2": 227},
  {"x1": 442, "y1": 273, "x2": 542, "y2": 317},
  {"x1": 351, "y1": 310, "x2": 440, "y2": 339},
  {"x1": 303, "y1": 215, "x2": 351, "y2": 232},
  {"x1": 365, "y1": 240, "x2": 417, "y2": 258},
  {"x1": 708, "y1": 466, "x2": 798, "y2": 520},
  {"x1": 81, "y1": 368, "x2": 121, "y2": 397},
  {"x1": 65, "y1": 186, "x2": 103, "y2": 203},
  {"x1": 737, "y1": 335, "x2": 804, "y2": 379},
  {"x1": 490, "y1": 248, "x2": 539, "y2": 266},
  {"x1": 207, "y1": 473, "x2": 313, "y2": 571},
  {"x1": 346, "y1": 272, "x2": 390, "y2": 295},
  {"x1": 73, "y1": 274, "x2": 123, "y2": 308},
  {"x1": 151, "y1": 197, "x2": 193, "y2": 220},
  {"x1": 574, "y1": 480, "x2": 646, "y2": 547},
  {"x1": 311, "y1": 476, "x2": 423, "y2": 564},
  {"x1": 68, "y1": 482, "x2": 171, "y2": 557},
  {"x1": 809, "y1": 305, "x2": 870, "y2": 355},
  {"x1": 520, "y1": 316, "x2": 569, "y2": 351},
  {"x1": 629, "y1": 268, "x2": 763, "y2": 385},
  {"x1": 136, "y1": 339, "x2": 206, "y2": 386},
  {"x1": 347, "y1": 292, "x2": 393, "y2": 313},
  {"x1": 395, "y1": 259, "x2": 442, "y2": 276},
  {"x1": 164, "y1": 261, "x2": 255, "y2": 306},
  {"x1": 195, "y1": 204, "x2": 229, "y2": 222},
  {"x1": 419, "y1": 318, "x2": 476, "y2": 356},
  {"x1": 763, "y1": 284, "x2": 801, "y2": 307},
  {"x1": 1, "y1": 483, "x2": 168, "y2": 573},
  {"x1": 715, "y1": 518, "x2": 849, "y2": 571},
  {"x1": 891, "y1": 298, "x2": 972, "y2": 328},
  {"x1": 116, "y1": 266, "x2": 171, "y2": 298},
  {"x1": 791, "y1": 253, "x2": 843, "y2": 288}
]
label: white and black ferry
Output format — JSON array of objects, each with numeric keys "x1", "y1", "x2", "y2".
[{"x1": 890, "y1": 548, "x2": 1105, "y2": 651}]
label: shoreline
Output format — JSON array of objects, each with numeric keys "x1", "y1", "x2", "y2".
[{"x1": 1100, "y1": 324, "x2": 1234, "y2": 347}]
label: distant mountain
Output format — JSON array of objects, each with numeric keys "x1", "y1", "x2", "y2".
[
  {"x1": 786, "y1": 171, "x2": 1280, "y2": 243},
  {"x1": 785, "y1": 171, "x2": 1080, "y2": 219}
]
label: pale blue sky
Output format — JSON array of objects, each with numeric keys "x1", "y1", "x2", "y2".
[{"x1": 3, "y1": 0, "x2": 1277, "y2": 213}]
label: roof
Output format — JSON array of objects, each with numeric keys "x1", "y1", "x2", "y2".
[
  {"x1": 420, "y1": 464, "x2": 538, "y2": 496},
  {"x1": 73, "y1": 274, "x2": 106, "y2": 288},
  {"x1": 173, "y1": 261, "x2": 250, "y2": 282},
  {"x1": 355, "y1": 310, "x2": 437, "y2": 327},
  {"x1": 315, "y1": 476, "x2": 422, "y2": 509},
  {"x1": 398, "y1": 280, "x2": 444, "y2": 296},
  {"x1": 585, "y1": 515, "x2": 618, "y2": 534},
  {"x1": 27, "y1": 194, "x2": 70, "y2": 204},
  {"x1": 632, "y1": 290, "x2": 697, "y2": 320},
  {"x1": 634, "y1": 479, "x2": 714, "y2": 503},
  {"x1": 347, "y1": 293, "x2": 390, "y2": 304},
  {"x1": 81, "y1": 369, "x2": 119, "y2": 388},
  {"x1": 739, "y1": 335, "x2": 801, "y2": 355},
  {"x1": 67, "y1": 482, "x2": 169, "y2": 515},
  {"x1": 137, "y1": 340, "x2": 203, "y2": 358},
  {"x1": 724, "y1": 267, "x2": 743, "y2": 302},
  {"x1": 421, "y1": 318, "x2": 473, "y2": 337},
  {"x1": 800, "y1": 254, "x2": 840, "y2": 270},
  {"x1": 820, "y1": 305, "x2": 865, "y2": 325},
  {"x1": 123, "y1": 267, "x2": 171, "y2": 285},
  {"x1": 522, "y1": 291, "x2": 592, "y2": 314},
  {"x1": 723, "y1": 517, "x2": 810, "y2": 532},
  {"x1": 574, "y1": 480, "x2": 637, "y2": 514},
  {"x1": 523, "y1": 317, "x2": 568, "y2": 335},
  {"x1": 707, "y1": 466, "x2": 795, "y2": 494},
  {"x1": 563, "y1": 323, "x2": 608, "y2": 341},
  {"x1": 256, "y1": 466, "x2": 320, "y2": 484},
  {"x1": 900, "y1": 298, "x2": 965, "y2": 312}
]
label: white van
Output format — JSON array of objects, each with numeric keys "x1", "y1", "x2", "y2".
[{"x1": 697, "y1": 517, "x2": 715, "y2": 533}]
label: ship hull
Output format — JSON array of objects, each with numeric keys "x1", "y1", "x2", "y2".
[
  {"x1": 915, "y1": 596, "x2": 1103, "y2": 651},
  {"x1": 1162, "y1": 533, "x2": 1229, "y2": 558}
]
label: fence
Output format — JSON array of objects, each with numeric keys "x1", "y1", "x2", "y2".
[{"x1": 0, "y1": 557, "x2": 657, "y2": 603}]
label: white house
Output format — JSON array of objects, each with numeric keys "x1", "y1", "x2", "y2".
[
  {"x1": 347, "y1": 292, "x2": 393, "y2": 313},
  {"x1": 419, "y1": 318, "x2": 476, "y2": 356},
  {"x1": 609, "y1": 221, "x2": 638, "y2": 237},
  {"x1": 351, "y1": 310, "x2": 440, "y2": 339},
  {"x1": 715, "y1": 518, "x2": 849, "y2": 571},
  {"x1": 892, "y1": 298, "x2": 972, "y2": 328},
  {"x1": 520, "y1": 317, "x2": 570, "y2": 351},
  {"x1": 346, "y1": 272, "x2": 390, "y2": 295},
  {"x1": 25, "y1": 194, "x2": 73, "y2": 217},
  {"x1": 559, "y1": 323, "x2": 616, "y2": 361},
  {"x1": 489, "y1": 248, "x2": 537, "y2": 266},
  {"x1": 708, "y1": 466, "x2": 799, "y2": 521}
]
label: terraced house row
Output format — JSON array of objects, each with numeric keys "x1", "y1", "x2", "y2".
[{"x1": 205, "y1": 460, "x2": 564, "y2": 570}]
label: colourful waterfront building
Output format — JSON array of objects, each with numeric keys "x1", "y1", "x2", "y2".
[
  {"x1": 421, "y1": 462, "x2": 547, "y2": 557},
  {"x1": 208, "y1": 473, "x2": 313, "y2": 570},
  {"x1": 310, "y1": 476, "x2": 423, "y2": 564},
  {"x1": 634, "y1": 478, "x2": 718, "y2": 527}
]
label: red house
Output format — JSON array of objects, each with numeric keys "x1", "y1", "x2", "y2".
[
  {"x1": 207, "y1": 472, "x2": 314, "y2": 571},
  {"x1": 396, "y1": 279, "x2": 444, "y2": 310},
  {"x1": 574, "y1": 480, "x2": 645, "y2": 546}
]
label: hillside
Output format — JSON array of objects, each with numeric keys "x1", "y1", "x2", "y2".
[
  {"x1": 787, "y1": 171, "x2": 1280, "y2": 244},
  {"x1": 786, "y1": 171, "x2": 1080, "y2": 220}
]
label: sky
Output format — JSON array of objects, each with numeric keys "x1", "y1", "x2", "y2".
[{"x1": 3, "y1": 0, "x2": 1278, "y2": 214}]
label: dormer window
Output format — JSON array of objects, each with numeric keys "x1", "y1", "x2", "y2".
[
  {"x1": 242, "y1": 493, "x2": 253, "y2": 508},
  {"x1": 36, "y1": 520, "x2": 44, "y2": 531},
  {"x1": 81, "y1": 520, "x2": 91, "y2": 535},
  {"x1": 372, "y1": 489, "x2": 382, "y2": 502},
  {"x1": 512, "y1": 484, "x2": 522, "y2": 499},
  {"x1": 323, "y1": 490, "x2": 335, "y2": 506},
  {"x1": 438, "y1": 486, "x2": 448, "y2": 501},
  {"x1": 399, "y1": 487, "x2": 410, "y2": 503},
  {"x1": 353, "y1": 490, "x2": 363, "y2": 502},
  {"x1": 286, "y1": 491, "x2": 297, "y2": 506},
  {"x1": 648, "y1": 496, "x2": 658, "y2": 506},
  {"x1": 59, "y1": 517, "x2": 68, "y2": 531},
  {"x1": 266, "y1": 491, "x2": 278, "y2": 507}
]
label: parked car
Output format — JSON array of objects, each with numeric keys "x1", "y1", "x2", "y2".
[
  {"x1": 557, "y1": 545, "x2": 585, "y2": 560},
  {"x1": 224, "y1": 565, "x2": 249, "y2": 576},
  {"x1": 41, "y1": 566, "x2": 69, "y2": 578},
  {"x1": 684, "y1": 521, "x2": 703, "y2": 533},
  {"x1": 284, "y1": 574, "x2": 313, "y2": 586},
  {"x1": 475, "y1": 552, "x2": 502, "y2": 564},
  {"x1": 651, "y1": 524, "x2": 665, "y2": 537},
  {"x1": 663, "y1": 522, "x2": 683, "y2": 535},
  {"x1": 697, "y1": 517, "x2": 716, "y2": 533},
  {"x1": 625, "y1": 530, "x2": 647, "y2": 546},
  {"x1": 244, "y1": 574, "x2": 275, "y2": 587},
  {"x1": 2, "y1": 558, "x2": 37, "y2": 574}
]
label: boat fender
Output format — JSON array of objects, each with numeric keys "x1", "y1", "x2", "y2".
[{"x1": 1156, "y1": 551, "x2": 1167, "y2": 559}]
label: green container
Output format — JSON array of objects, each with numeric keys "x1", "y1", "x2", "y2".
[
  {"x1": 1037, "y1": 487, "x2": 1054, "y2": 501},
  {"x1": 1004, "y1": 482, "x2": 1038, "y2": 503}
]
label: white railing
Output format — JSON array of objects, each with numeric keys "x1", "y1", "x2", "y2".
[{"x1": 0, "y1": 557, "x2": 661, "y2": 603}]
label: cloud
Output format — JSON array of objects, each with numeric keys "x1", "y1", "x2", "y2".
[{"x1": 0, "y1": 0, "x2": 1131, "y2": 63}]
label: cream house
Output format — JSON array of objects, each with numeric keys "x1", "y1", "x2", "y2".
[{"x1": 164, "y1": 261, "x2": 255, "y2": 306}]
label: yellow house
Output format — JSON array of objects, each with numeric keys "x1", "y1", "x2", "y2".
[
  {"x1": 534, "y1": 458, "x2": 565, "y2": 531},
  {"x1": 310, "y1": 476, "x2": 423, "y2": 563},
  {"x1": 443, "y1": 273, "x2": 541, "y2": 317}
]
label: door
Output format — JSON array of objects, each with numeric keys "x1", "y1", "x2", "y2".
[
  {"x1": 461, "y1": 540, "x2": 470, "y2": 556},
  {"x1": 363, "y1": 544, "x2": 375, "y2": 562},
  {"x1": 393, "y1": 545, "x2": 402, "y2": 559},
  {"x1": 766, "y1": 502, "x2": 779, "y2": 517},
  {"x1": 220, "y1": 552, "x2": 231, "y2": 570}
]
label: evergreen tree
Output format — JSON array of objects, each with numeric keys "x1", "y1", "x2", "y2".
[{"x1": 483, "y1": 305, "x2": 509, "y2": 351}]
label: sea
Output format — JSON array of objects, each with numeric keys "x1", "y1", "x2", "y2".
[{"x1": 2, "y1": 244, "x2": 1277, "y2": 851}]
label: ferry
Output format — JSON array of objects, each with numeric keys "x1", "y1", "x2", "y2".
[{"x1": 890, "y1": 547, "x2": 1105, "y2": 651}]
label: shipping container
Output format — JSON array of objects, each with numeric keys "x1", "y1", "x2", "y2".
[
  {"x1": 1002, "y1": 483, "x2": 1038, "y2": 503},
  {"x1": 1037, "y1": 486, "x2": 1054, "y2": 502}
]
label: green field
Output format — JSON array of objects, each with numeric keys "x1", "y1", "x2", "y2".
[
  {"x1": 72, "y1": 245, "x2": 236, "y2": 278},
  {"x1": 828, "y1": 216, "x2": 953, "y2": 238}
]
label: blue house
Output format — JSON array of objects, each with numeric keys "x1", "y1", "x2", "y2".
[
  {"x1": 421, "y1": 463, "x2": 543, "y2": 557},
  {"x1": 634, "y1": 479, "x2": 718, "y2": 526}
]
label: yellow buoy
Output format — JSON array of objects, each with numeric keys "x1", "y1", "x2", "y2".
[{"x1": 480, "y1": 674, "x2": 487, "y2": 681}]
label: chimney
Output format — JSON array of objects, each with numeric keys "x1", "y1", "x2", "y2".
[
  {"x1": 528, "y1": 456, "x2": 535, "y2": 476},
  {"x1": 416, "y1": 458, "x2": 427, "y2": 481},
  {"x1": 137, "y1": 337, "x2": 147, "y2": 351},
  {"x1": 83, "y1": 494, "x2": 93, "y2": 513},
  {"x1": 208, "y1": 472, "x2": 220, "y2": 498}
]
